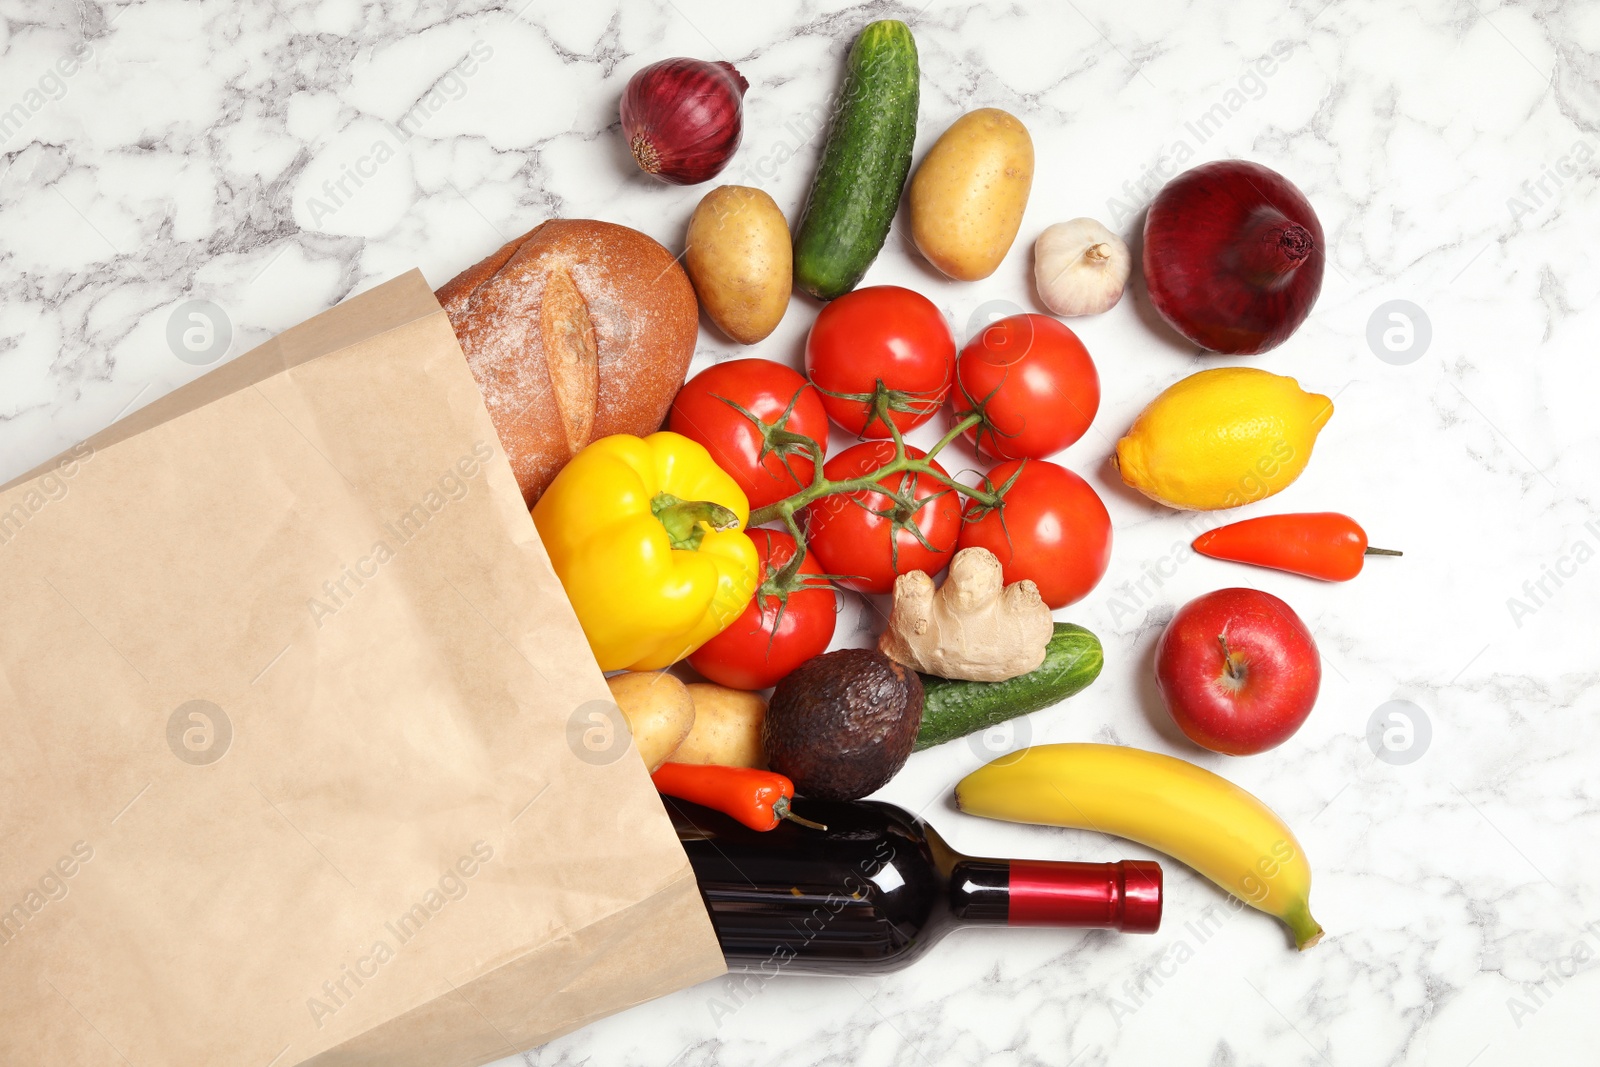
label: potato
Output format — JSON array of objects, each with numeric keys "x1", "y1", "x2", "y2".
[
  {"x1": 605, "y1": 671, "x2": 694, "y2": 771},
  {"x1": 672, "y1": 683, "x2": 767, "y2": 768},
  {"x1": 909, "y1": 109, "x2": 1034, "y2": 281},
  {"x1": 684, "y1": 185, "x2": 791, "y2": 344}
]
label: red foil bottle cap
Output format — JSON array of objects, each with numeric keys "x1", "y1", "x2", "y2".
[
  {"x1": 1008, "y1": 859, "x2": 1164, "y2": 933},
  {"x1": 1118, "y1": 860, "x2": 1164, "y2": 933}
]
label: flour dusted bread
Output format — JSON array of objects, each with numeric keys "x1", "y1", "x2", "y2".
[{"x1": 437, "y1": 219, "x2": 699, "y2": 504}]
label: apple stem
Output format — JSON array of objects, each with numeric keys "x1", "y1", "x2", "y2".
[
  {"x1": 1364, "y1": 546, "x2": 1403, "y2": 557},
  {"x1": 1217, "y1": 635, "x2": 1245, "y2": 682}
]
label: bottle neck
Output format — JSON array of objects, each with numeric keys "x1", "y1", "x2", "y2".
[{"x1": 949, "y1": 859, "x2": 1162, "y2": 932}]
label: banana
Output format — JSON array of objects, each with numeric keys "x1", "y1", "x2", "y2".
[{"x1": 955, "y1": 743, "x2": 1322, "y2": 949}]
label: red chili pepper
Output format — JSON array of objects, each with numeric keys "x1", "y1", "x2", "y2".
[
  {"x1": 651, "y1": 763, "x2": 827, "y2": 831},
  {"x1": 1192, "y1": 512, "x2": 1402, "y2": 582}
]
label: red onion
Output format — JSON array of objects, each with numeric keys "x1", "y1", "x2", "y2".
[
  {"x1": 620, "y1": 58, "x2": 748, "y2": 185},
  {"x1": 1142, "y1": 160, "x2": 1324, "y2": 355}
]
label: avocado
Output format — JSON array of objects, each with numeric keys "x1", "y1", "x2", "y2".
[{"x1": 763, "y1": 648, "x2": 924, "y2": 800}]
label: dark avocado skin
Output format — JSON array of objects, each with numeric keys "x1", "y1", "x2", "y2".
[{"x1": 763, "y1": 648, "x2": 924, "y2": 800}]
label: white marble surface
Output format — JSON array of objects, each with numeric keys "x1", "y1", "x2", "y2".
[{"x1": 4, "y1": 0, "x2": 1598, "y2": 1064}]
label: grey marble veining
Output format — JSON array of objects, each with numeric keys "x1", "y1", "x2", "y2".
[{"x1": 1, "y1": 1, "x2": 1596, "y2": 1064}]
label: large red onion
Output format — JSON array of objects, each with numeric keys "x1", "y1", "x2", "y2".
[
  {"x1": 620, "y1": 58, "x2": 748, "y2": 185},
  {"x1": 1142, "y1": 160, "x2": 1324, "y2": 355}
]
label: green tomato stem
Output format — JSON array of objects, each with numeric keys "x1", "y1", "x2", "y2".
[{"x1": 747, "y1": 407, "x2": 989, "y2": 528}]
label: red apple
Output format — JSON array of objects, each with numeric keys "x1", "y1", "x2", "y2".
[{"x1": 1155, "y1": 588, "x2": 1320, "y2": 755}]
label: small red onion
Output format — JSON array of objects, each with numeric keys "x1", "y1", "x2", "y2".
[
  {"x1": 1142, "y1": 160, "x2": 1324, "y2": 355},
  {"x1": 620, "y1": 58, "x2": 748, "y2": 185}
]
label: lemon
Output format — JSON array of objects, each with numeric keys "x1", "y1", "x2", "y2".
[{"x1": 1114, "y1": 367, "x2": 1332, "y2": 511}]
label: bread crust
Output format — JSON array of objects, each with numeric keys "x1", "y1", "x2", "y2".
[{"x1": 437, "y1": 219, "x2": 698, "y2": 504}]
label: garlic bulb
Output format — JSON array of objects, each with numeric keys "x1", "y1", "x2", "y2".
[{"x1": 1033, "y1": 218, "x2": 1131, "y2": 317}]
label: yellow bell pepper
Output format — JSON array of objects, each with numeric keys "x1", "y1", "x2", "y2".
[{"x1": 532, "y1": 432, "x2": 759, "y2": 672}]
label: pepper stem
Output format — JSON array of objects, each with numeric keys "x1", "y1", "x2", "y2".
[
  {"x1": 772, "y1": 795, "x2": 827, "y2": 831},
  {"x1": 651, "y1": 493, "x2": 739, "y2": 551},
  {"x1": 1364, "y1": 546, "x2": 1403, "y2": 557}
]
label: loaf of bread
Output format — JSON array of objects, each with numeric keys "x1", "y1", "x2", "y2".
[{"x1": 437, "y1": 219, "x2": 699, "y2": 504}]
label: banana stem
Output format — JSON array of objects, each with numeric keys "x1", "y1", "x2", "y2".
[{"x1": 1284, "y1": 900, "x2": 1324, "y2": 950}]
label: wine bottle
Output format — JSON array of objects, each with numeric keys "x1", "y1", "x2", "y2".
[{"x1": 667, "y1": 795, "x2": 1162, "y2": 976}]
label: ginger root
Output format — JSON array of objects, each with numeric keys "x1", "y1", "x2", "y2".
[{"x1": 878, "y1": 547, "x2": 1054, "y2": 682}]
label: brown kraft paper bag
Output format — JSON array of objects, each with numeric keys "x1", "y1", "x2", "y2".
[{"x1": 0, "y1": 270, "x2": 726, "y2": 1066}]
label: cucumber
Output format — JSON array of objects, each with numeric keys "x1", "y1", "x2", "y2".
[
  {"x1": 914, "y1": 623, "x2": 1103, "y2": 751},
  {"x1": 793, "y1": 20, "x2": 919, "y2": 300}
]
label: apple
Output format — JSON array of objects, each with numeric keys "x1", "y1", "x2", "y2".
[{"x1": 1155, "y1": 588, "x2": 1320, "y2": 755}]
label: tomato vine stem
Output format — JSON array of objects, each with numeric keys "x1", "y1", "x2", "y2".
[{"x1": 746, "y1": 387, "x2": 997, "y2": 532}]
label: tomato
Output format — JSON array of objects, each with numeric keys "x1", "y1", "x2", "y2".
[
  {"x1": 668, "y1": 359, "x2": 830, "y2": 510},
  {"x1": 803, "y1": 441, "x2": 962, "y2": 594},
  {"x1": 951, "y1": 313, "x2": 1100, "y2": 461},
  {"x1": 805, "y1": 286, "x2": 955, "y2": 437},
  {"x1": 688, "y1": 530, "x2": 837, "y2": 690},
  {"x1": 958, "y1": 459, "x2": 1111, "y2": 608}
]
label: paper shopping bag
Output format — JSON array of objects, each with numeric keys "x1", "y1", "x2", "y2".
[{"x1": 0, "y1": 270, "x2": 724, "y2": 1066}]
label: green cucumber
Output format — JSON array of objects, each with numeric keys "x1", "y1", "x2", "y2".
[
  {"x1": 793, "y1": 20, "x2": 919, "y2": 300},
  {"x1": 914, "y1": 623, "x2": 1104, "y2": 751}
]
